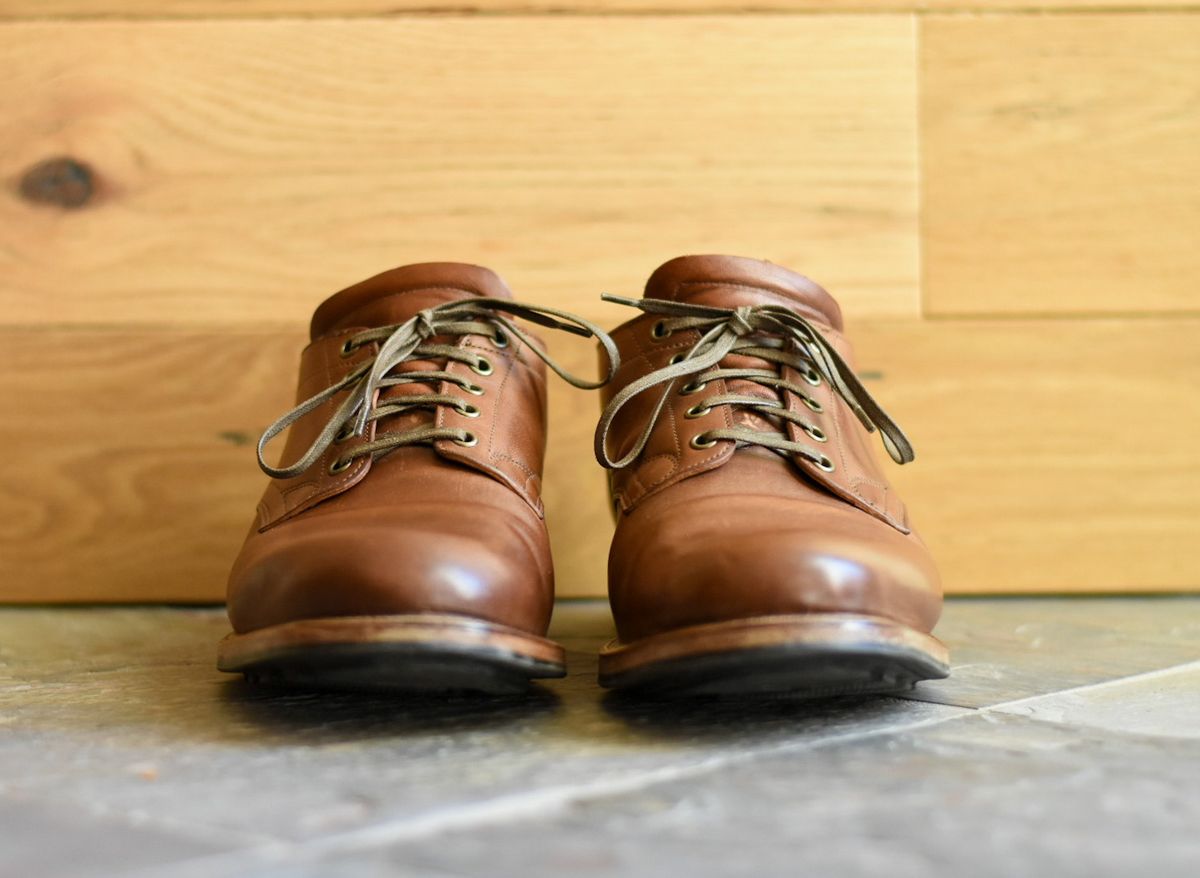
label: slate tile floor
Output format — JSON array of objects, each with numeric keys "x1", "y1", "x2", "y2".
[{"x1": 0, "y1": 598, "x2": 1197, "y2": 878}]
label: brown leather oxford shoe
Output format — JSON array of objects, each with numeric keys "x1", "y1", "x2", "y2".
[
  {"x1": 594, "y1": 255, "x2": 948, "y2": 696},
  {"x1": 219, "y1": 263, "x2": 616, "y2": 693}
]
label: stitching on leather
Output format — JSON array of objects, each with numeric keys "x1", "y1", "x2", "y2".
[
  {"x1": 779, "y1": 356, "x2": 905, "y2": 529},
  {"x1": 649, "y1": 370, "x2": 735, "y2": 489},
  {"x1": 828, "y1": 383, "x2": 853, "y2": 481},
  {"x1": 476, "y1": 337, "x2": 541, "y2": 497},
  {"x1": 465, "y1": 336, "x2": 508, "y2": 460},
  {"x1": 849, "y1": 475, "x2": 890, "y2": 502},
  {"x1": 618, "y1": 316, "x2": 694, "y2": 367},
  {"x1": 622, "y1": 327, "x2": 732, "y2": 504},
  {"x1": 645, "y1": 370, "x2": 732, "y2": 493},
  {"x1": 825, "y1": 389, "x2": 905, "y2": 529},
  {"x1": 436, "y1": 333, "x2": 543, "y2": 512},
  {"x1": 496, "y1": 452, "x2": 538, "y2": 480},
  {"x1": 629, "y1": 452, "x2": 675, "y2": 492},
  {"x1": 279, "y1": 481, "x2": 319, "y2": 502}
]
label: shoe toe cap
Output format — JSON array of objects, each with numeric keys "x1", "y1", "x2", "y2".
[
  {"x1": 609, "y1": 492, "x2": 942, "y2": 643},
  {"x1": 226, "y1": 500, "x2": 553, "y2": 636}
]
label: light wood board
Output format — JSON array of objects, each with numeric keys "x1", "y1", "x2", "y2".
[
  {"x1": 3, "y1": 1, "x2": 1197, "y2": 18},
  {"x1": 0, "y1": 16, "x2": 919, "y2": 327},
  {"x1": 921, "y1": 14, "x2": 1200, "y2": 316}
]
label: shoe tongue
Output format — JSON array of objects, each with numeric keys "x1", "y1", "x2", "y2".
[
  {"x1": 643, "y1": 255, "x2": 843, "y2": 331},
  {"x1": 310, "y1": 262, "x2": 514, "y2": 340}
]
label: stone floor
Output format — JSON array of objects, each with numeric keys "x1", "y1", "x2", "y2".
[{"x1": 1, "y1": 598, "x2": 1198, "y2": 878}]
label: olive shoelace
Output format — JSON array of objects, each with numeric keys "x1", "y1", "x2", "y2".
[
  {"x1": 594, "y1": 295, "x2": 913, "y2": 472},
  {"x1": 259, "y1": 298, "x2": 619, "y2": 479}
]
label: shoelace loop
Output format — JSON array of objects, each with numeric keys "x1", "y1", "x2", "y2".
[
  {"x1": 594, "y1": 295, "x2": 913, "y2": 471},
  {"x1": 259, "y1": 297, "x2": 619, "y2": 479}
]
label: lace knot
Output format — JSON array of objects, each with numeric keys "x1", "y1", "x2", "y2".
[
  {"x1": 414, "y1": 308, "x2": 438, "y2": 340},
  {"x1": 594, "y1": 297, "x2": 915, "y2": 470},
  {"x1": 730, "y1": 306, "x2": 756, "y2": 337}
]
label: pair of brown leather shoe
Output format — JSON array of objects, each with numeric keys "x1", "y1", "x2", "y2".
[{"x1": 219, "y1": 256, "x2": 948, "y2": 696}]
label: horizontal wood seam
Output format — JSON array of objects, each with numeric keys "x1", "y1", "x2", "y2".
[{"x1": 3, "y1": 7, "x2": 1200, "y2": 22}]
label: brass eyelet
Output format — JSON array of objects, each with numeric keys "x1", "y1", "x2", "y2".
[
  {"x1": 680, "y1": 380, "x2": 707, "y2": 396},
  {"x1": 651, "y1": 320, "x2": 670, "y2": 340},
  {"x1": 333, "y1": 425, "x2": 354, "y2": 444},
  {"x1": 801, "y1": 396, "x2": 824, "y2": 413},
  {"x1": 668, "y1": 353, "x2": 687, "y2": 365},
  {"x1": 339, "y1": 339, "x2": 357, "y2": 358},
  {"x1": 803, "y1": 369, "x2": 822, "y2": 387},
  {"x1": 471, "y1": 357, "x2": 494, "y2": 376},
  {"x1": 690, "y1": 433, "x2": 718, "y2": 450},
  {"x1": 454, "y1": 432, "x2": 478, "y2": 447},
  {"x1": 684, "y1": 403, "x2": 712, "y2": 419},
  {"x1": 462, "y1": 382, "x2": 485, "y2": 396},
  {"x1": 329, "y1": 457, "x2": 353, "y2": 474},
  {"x1": 455, "y1": 401, "x2": 481, "y2": 418},
  {"x1": 805, "y1": 425, "x2": 828, "y2": 443},
  {"x1": 815, "y1": 455, "x2": 835, "y2": 472},
  {"x1": 492, "y1": 330, "x2": 510, "y2": 350}
]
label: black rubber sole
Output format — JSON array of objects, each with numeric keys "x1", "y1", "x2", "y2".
[
  {"x1": 218, "y1": 615, "x2": 566, "y2": 695},
  {"x1": 600, "y1": 640, "x2": 949, "y2": 698},
  {"x1": 233, "y1": 642, "x2": 564, "y2": 695}
]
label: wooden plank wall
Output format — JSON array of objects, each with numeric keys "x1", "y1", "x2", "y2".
[{"x1": 0, "y1": 2, "x2": 1196, "y2": 602}]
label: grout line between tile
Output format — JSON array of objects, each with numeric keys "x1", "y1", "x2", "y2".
[
  {"x1": 980, "y1": 659, "x2": 1200, "y2": 716},
  {"x1": 291, "y1": 704, "x2": 975, "y2": 857},
  {"x1": 99, "y1": 699, "x2": 979, "y2": 878}
]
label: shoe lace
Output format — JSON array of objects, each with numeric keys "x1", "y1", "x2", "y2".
[
  {"x1": 259, "y1": 298, "x2": 619, "y2": 479},
  {"x1": 594, "y1": 295, "x2": 913, "y2": 471}
]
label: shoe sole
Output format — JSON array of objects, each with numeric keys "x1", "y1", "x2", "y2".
[
  {"x1": 598, "y1": 613, "x2": 949, "y2": 697},
  {"x1": 217, "y1": 614, "x2": 566, "y2": 694}
]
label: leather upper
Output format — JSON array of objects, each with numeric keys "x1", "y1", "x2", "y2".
[
  {"x1": 227, "y1": 264, "x2": 555, "y2": 636},
  {"x1": 602, "y1": 255, "x2": 942, "y2": 643}
]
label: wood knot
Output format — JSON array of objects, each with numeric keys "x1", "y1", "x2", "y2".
[{"x1": 18, "y1": 157, "x2": 95, "y2": 209}]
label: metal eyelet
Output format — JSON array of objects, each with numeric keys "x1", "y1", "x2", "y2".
[
  {"x1": 455, "y1": 401, "x2": 481, "y2": 418},
  {"x1": 680, "y1": 380, "x2": 707, "y2": 396},
  {"x1": 471, "y1": 357, "x2": 494, "y2": 376},
  {"x1": 684, "y1": 403, "x2": 712, "y2": 419},
  {"x1": 329, "y1": 457, "x2": 353, "y2": 474},
  {"x1": 815, "y1": 455, "x2": 835, "y2": 472},
  {"x1": 454, "y1": 432, "x2": 478, "y2": 447},
  {"x1": 462, "y1": 382, "x2": 485, "y2": 396},
  {"x1": 803, "y1": 369, "x2": 822, "y2": 387},
  {"x1": 801, "y1": 396, "x2": 824, "y2": 413},
  {"x1": 339, "y1": 339, "x2": 357, "y2": 358},
  {"x1": 690, "y1": 433, "x2": 718, "y2": 450},
  {"x1": 492, "y1": 330, "x2": 510, "y2": 350},
  {"x1": 668, "y1": 353, "x2": 687, "y2": 365},
  {"x1": 805, "y1": 425, "x2": 828, "y2": 443},
  {"x1": 333, "y1": 425, "x2": 354, "y2": 445},
  {"x1": 651, "y1": 320, "x2": 670, "y2": 340}
]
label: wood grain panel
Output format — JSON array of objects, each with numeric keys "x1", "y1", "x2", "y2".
[
  {"x1": 3, "y1": 318, "x2": 1196, "y2": 603},
  {"x1": 921, "y1": 14, "x2": 1200, "y2": 316},
  {"x1": 3, "y1": 1, "x2": 1196, "y2": 18},
  {"x1": 0, "y1": 330, "x2": 300, "y2": 603},
  {"x1": 0, "y1": 17, "x2": 918, "y2": 326},
  {"x1": 854, "y1": 317, "x2": 1200, "y2": 593}
]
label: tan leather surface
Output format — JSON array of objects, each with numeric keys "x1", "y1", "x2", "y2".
[
  {"x1": 227, "y1": 264, "x2": 555, "y2": 636},
  {"x1": 603, "y1": 255, "x2": 942, "y2": 643}
]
